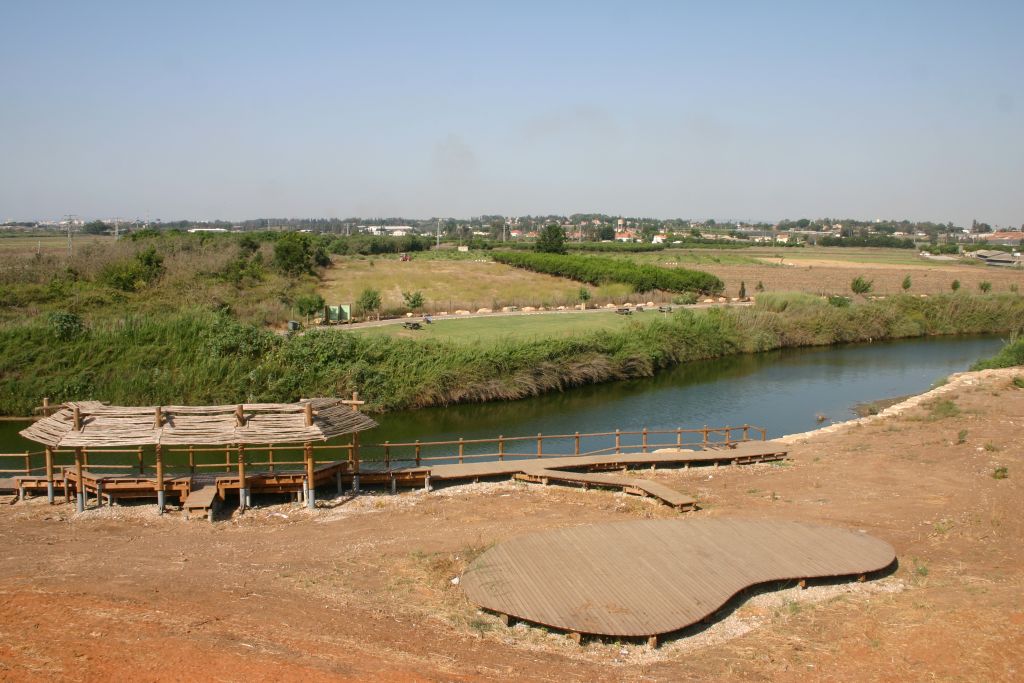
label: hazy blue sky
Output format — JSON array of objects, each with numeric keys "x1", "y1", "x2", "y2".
[{"x1": 1, "y1": 1, "x2": 1021, "y2": 225}]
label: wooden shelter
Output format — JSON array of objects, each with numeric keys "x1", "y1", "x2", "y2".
[{"x1": 19, "y1": 398, "x2": 377, "y2": 514}]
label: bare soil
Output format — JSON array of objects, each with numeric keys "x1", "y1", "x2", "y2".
[
  {"x1": 1, "y1": 370, "x2": 1023, "y2": 682},
  {"x1": 691, "y1": 258, "x2": 1023, "y2": 297}
]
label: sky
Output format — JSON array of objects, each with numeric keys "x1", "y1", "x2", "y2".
[{"x1": 1, "y1": 1, "x2": 1022, "y2": 226}]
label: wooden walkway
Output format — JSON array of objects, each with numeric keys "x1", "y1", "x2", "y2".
[
  {"x1": 461, "y1": 518, "x2": 896, "y2": 645},
  {"x1": 11, "y1": 441, "x2": 788, "y2": 517}
]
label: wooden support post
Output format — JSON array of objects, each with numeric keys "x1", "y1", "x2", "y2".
[
  {"x1": 237, "y1": 444, "x2": 247, "y2": 512},
  {"x1": 304, "y1": 402, "x2": 314, "y2": 426},
  {"x1": 497, "y1": 436, "x2": 504, "y2": 461},
  {"x1": 761, "y1": 428, "x2": 768, "y2": 441},
  {"x1": 74, "y1": 447, "x2": 85, "y2": 513},
  {"x1": 384, "y1": 441, "x2": 391, "y2": 471},
  {"x1": 268, "y1": 444, "x2": 275, "y2": 472},
  {"x1": 415, "y1": 440, "x2": 421, "y2": 467},
  {"x1": 42, "y1": 397, "x2": 50, "y2": 415},
  {"x1": 96, "y1": 479, "x2": 103, "y2": 507},
  {"x1": 703, "y1": 425, "x2": 708, "y2": 446},
  {"x1": 615, "y1": 429, "x2": 621, "y2": 454},
  {"x1": 458, "y1": 438, "x2": 464, "y2": 464},
  {"x1": 536, "y1": 433, "x2": 543, "y2": 458},
  {"x1": 798, "y1": 578, "x2": 807, "y2": 590},
  {"x1": 725, "y1": 426, "x2": 732, "y2": 447},
  {"x1": 225, "y1": 446, "x2": 230, "y2": 473},
  {"x1": 743, "y1": 424, "x2": 750, "y2": 441},
  {"x1": 45, "y1": 446, "x2": 54, "y2": 504},
  {"x1": 574, "y1": 432, "x2": 580, "y2": 455},
  {"x1": 188, "y1": 445, "x2": 195, "y2": 476},
  {"x1": 155, "y1": 443, "x2": 165, "y2": 514},
  {"x1": 235, "y1": 404, "x2": 245, "y2": 427},
  {"x1": 72, "y1": 406, "x2": 82, "y2": 431},
  {"x1": 153, "y1": 406, "x2": 162, "y2": 429},
  {"x1": 352, "y1": 432, "x2": 360, "y2": 493},
  {"x1": 137, "y1": 446, "x2": 144, "y2": 474},
  {"x1": 647, "y1": 634, "x2": 659, "y2": 648},
  {"x1": 642, "y1": 427, "x2": 648, "y2": 453},
  {"x1": 304, "y1": 442, "x2": 315, "y2": 509}
]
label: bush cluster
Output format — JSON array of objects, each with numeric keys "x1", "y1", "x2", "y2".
[{"x1": 491, "y1": 252, "x2": 723, "y2": 294}]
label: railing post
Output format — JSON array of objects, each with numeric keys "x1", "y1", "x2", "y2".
[
  {"x1": 537, "y1": 433, "x2": 542, "y2": 458},
  {"x1": 498, "y1": 436, "x2": 504, "y2": 462},
  {"x1": 268, "y1": 444, "x2": 275, "y2": 472},
  {"x1": 615, "y1": 429, "x2": 621, "y2": 454},
  {"x1": 703, "y1": 425, "x2": 708, "y2": 446},
  {"x1": 415, "y1": 440, "x2": 421, "y2": 467},
  {"x1": 676, "y1": 428, "x2": 682, "y2": 448},
  {"x1": 188, "y1": 445, "x2": 195, "y2": 476},
  {"x1": 743, "y1": 424, "x2": 750, "y2": 441},
  {"x1": 137, "y1": 446, "x2": 144, "y2": 474},
  {"x1": 761, "y1": 428, "x2": 767, "y2": 441},
  {"x1": 24, "y1": 451, "x2": 30, "y2": 476},
  {"x1": 642, "y1": 427, "x2": 648, "y2": 453},
  {"x1": 384, "y1": 441, "x2": 391, "y2": 471},
  {"x1": 225, "y1": 446, "x2": 231, "y2": 473},
  {"x1": 725, "y1": 426, "x2": 732, "y2": 446},
  {"x1": 574, "y1": 432, "x2": 580, "y2": 455}
]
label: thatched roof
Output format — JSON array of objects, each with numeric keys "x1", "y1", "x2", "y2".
[{"x1": 20, "y1": 399, "x2": 378, "y2": 449}]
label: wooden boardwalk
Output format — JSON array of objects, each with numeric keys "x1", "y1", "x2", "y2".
[{"x1": 461, "y1": 518, "x2": 896, "y2": 645}]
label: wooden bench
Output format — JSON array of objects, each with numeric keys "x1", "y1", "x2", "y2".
[{"x1": 615, "y1": 307, "x2": 632, "y2": 315}]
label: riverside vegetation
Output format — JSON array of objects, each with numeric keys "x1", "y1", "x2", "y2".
[{"x1": 2, "y1": 285, "x2": 1023, "y2": 415}]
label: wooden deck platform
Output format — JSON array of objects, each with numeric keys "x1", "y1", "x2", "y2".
[{"x1": 461, "y1": 518, "x2": 896, "y2": 644}]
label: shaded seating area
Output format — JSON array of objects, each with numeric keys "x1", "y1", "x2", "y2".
[{"x1": 17, "y1": 397, "x2": 378, "y2": 518}]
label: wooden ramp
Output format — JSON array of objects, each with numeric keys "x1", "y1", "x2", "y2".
[
  {"x1": 513, "y1": 467, "x2": 697, "y2": 510},
  {"x1": 461, "y1": 518, "x2": 896, "y2": 645}
]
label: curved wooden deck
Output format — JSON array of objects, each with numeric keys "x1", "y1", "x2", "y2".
[{"x1": 461, "y1": 518, "x2": 896, "y2": 643}]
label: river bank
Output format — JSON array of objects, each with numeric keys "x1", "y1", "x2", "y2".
[{"x1": 1, "y1": 292, "x2": 1023, "y2": 416}]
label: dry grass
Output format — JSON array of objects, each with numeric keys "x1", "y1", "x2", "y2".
[{"x1": 318, "y1": 254, "x2": 634, "y2": 313}]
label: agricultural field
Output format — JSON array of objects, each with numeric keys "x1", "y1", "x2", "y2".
[
  {"x1": 318, "y1": 253, "x2": 634, "y2": 314},
  {"x1": 637, "y1": 247, "x2": 1022, "y2": 297}
]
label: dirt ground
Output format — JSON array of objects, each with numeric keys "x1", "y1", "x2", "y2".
[
  {"x1": 681, "y1": 258, "x2": 1023, "y2": 298},
  {"x1": 1, "y1": 370, "x2": 1022, "y2": 682}
]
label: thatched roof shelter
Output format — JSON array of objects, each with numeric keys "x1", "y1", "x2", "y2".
[{"x1": 20, "y1": 398, "x2": 378, "y2": 449}]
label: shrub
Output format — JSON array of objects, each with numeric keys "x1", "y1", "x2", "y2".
[
  {"x1": 48, "y1": 311, "x2": 85, "y2": 341},
  {"x1": 295, "y1": 293, "x2": 326, "y2": 321},
  {"x1": 828, "y1": 295, "x2": 851, "y2": 308},
  {"x1": 902, "y1": 275, "x2": 912, "y2": 291},
  {"x1": 972, "y1": 337, "x2": 1024, "y2": 370},
  {"x1": 851, "y1": 276, "x2": 873, "y2": 297},
  {"x1": 402, "y1": 290, "x2": 425, "y2": 311},
  {"x1": 357, "y1": 288, "x2": 382, "y2": 319},
  {"x1": 951, "y1": 279, "x2": 961, "y2": 292},
  {"x1": 992, "y1": 466, "x2": 1009, "y2": 480},
  {"x1": 979, "y1": 281, "x2": 992, "y2": 293},
  {"x1": 492, "y1": 251, "x2": 723, "y2": 294},
  {"x1": 672, "y1": 292, "x2": 698, "y2": 305}
]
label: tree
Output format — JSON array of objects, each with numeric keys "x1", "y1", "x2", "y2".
[
  {"x1": 357, "y1": 288, "x2": 382, "y2": 320},
  {"x1": 273, "y1": 232, "x2": 315, "y2": 276},
  {"x1": 577, "y1": 287, "x2": 591, "y2": 309},
  {"x1": 951, "y1": 279, "x2": 961, "y2": 292},
  {"x1": 738, "y1": 281, "x2": 747, "y2": 299},
  {"x1": 597, "y1": 225, "x2": 615, "y2": 241},
  {"x1": 979, "y1": 281, "x2": 992, "y2": 293},
  {"x1": 295, "y1": 293, "x2": 325, "y2": 324},
  {"x1": 851, "y1": 275, "x2": 873, "y2": 297},
  {"x1": 83, "y1": 220, "x2": 110, "y2": 235},
  {"x1": 535, "y1": 224, "x2": 567, "y2": 254},
  {"x1": 901, "y1": 275, "x2": 912, "y2": 292},
  {"x1": 402, "y1": 290, "x2": 425, "y2": 312}
]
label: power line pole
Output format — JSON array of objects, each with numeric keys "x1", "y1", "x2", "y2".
[
  {"x1": 63, "y1": 214, "x2": 78, "y2": 257},
  {"x1": 436, "y1": 218, "x2": 442, "y2": 248}
]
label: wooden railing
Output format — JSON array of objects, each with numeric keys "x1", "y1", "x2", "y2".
[{"x1": 1, "y1": 424, "x2": 766, "y2": 480}]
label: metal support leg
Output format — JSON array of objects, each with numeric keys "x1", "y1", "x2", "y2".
[
  {"x1": 301, "y1": 482, "x2": 308, "y2": 506},
  {"x1": 239, "y1": 488, "x2": 248, "y2": 512},
  {"x1": 157, "y1": 490, "x2": 165, "y2": 515},
  {"x1": 424, "y1": 475, "x2": 431, "y2": 492},
  {"x1": 18, "y1": 485, "x2": 24, "y2": 502},
  {"x1": 96, "y1": 481, "x2": 103, "y2": 507},
  {"x1": 76, "y1": 492, "x2": 85, "y2": 513},
  {"x1": 390, "y1": 477, "x2": 397, "y2": 495},
  {"x1": 352, "y1": 475, "x2": 360, "y2": 495},
  {"x1": 336, "y1": 469, "x2": 342, "y2": 495},
  {"x1": 307, "y1": 479, "x2": 316, "y2": 509},
  {"x1": 47, "y1": 482, "x2": 54, "y2": 504}
]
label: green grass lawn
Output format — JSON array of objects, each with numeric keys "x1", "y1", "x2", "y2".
[{"x1": 350, "y1": 310, "x2": 664, "y2": 343}]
